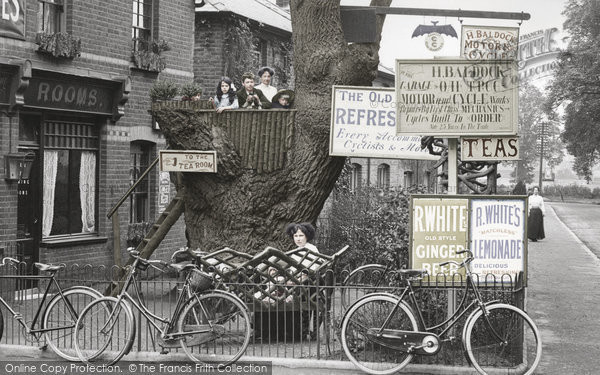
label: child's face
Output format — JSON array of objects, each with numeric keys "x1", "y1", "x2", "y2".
[
  {"x1": 293, "y1": 229, "x2": 307, "y2": 247},
  {"x1": 243, "y1": 78, "x2": 255, "y2": 92},
  {"x1": 278, "y1": 97, "x2": 289, "y2": 106},
  {"x1": 220, "y1": 81, "x2": 230, "y2": 93}
]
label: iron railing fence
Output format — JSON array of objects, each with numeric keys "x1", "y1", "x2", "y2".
[{"x1": 0, "y1": 259, "x2": 521, "y2": 365}]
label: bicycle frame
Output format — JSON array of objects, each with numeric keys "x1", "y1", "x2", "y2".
[
  {"x1": 376, "y1": 259, "x2": 507, "y2": 346},
  {"x1": 0, "y1": 273, "x2": 80, "y2": 337},
  {"x1": 101, "y1": 259, "x2": 215, "y2": 342}
]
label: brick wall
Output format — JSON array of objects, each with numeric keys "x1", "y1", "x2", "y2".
[{"x1": 0, "y1": 0, "x2": 193, "y2": 268}]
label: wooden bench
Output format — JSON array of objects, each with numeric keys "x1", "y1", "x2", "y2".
[{"x1": 196, "y1": 245, "x2": 349, "y2": 341}]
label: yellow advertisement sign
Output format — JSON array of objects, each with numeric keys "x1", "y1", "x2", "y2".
[{"x1": 410, "y1": 197, "x2": 469, "y2": 278}]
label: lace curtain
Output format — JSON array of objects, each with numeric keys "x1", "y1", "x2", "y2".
[
  {"x1": 80, "y1": 151, "x2": 96, "y2": 233},
  {"x1": 42, "y1": 150, "x2": 58, "y2": 237}
]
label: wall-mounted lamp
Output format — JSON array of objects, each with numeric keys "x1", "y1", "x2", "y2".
[{"x1": 5, "y1": 152, "x2": 35, "y2": 181}]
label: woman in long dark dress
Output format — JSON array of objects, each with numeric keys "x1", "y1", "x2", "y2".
[{"x1": 527, "y1": 187, "x2": 545, "y2": 241}]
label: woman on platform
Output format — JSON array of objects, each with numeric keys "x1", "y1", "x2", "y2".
[
  {"x1": 256, "y1": 66, "x2": 278, "y2": 102},
  {"x1": 527, "y1": 187, "x2": 545, "y2": 242}
]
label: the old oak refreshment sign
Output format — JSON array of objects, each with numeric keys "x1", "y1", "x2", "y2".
[
  {"x1": 410, "y1": 195, "x2": 527, "y2": 284},
  {"x1": 395, "y1": 59, "x2": 518, "y2": 137},
  {"x1": 159, "y1": 150, "x2": 217, "y2": 173},
  {"x1": 330, "y1": 86, "x2": 438, "y2": 160}
]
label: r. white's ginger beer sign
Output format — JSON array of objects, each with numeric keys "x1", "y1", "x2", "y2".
[
  {"x1": 395, "y1": 59, "x2": 518, "y2": 137},
  {"x1": 410, "y1": 195, "x2": 527, "y2": 284}
]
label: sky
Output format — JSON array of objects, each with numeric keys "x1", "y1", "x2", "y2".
[
  {"x1": 342, "y1": 0, "x2": 568, "y2": 68},
  {"x1": 339, "y1": 0, "x2": 598, "y2": 184}
]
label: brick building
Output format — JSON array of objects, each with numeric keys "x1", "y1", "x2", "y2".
[
  {"x1": 193, "y1": 0, "x2": 293, "y2": 96},
  {"x1": 0, "y1": 0, "x2": 194, "y2": 267}
]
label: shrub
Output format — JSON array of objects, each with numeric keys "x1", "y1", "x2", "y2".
[
  {"x1": 149, "y1": 80, "x2": 178, "y2": 101},
  {"x1": 316, "y1": 184, "x2": 424, "y2": 274},
  {"x1": 180, "y1": 82, "x2": 203, "y2": 100}
]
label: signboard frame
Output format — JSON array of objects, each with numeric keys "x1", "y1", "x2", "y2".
[
  {"x1": 409, "y1": 194, "x2": 528, "y2": 286},
  {"x1": 159, "y1": 150, "x2": 217, "y2": 173},
  {"x1": 329, "y1": 85, "x2": 439, "y2": 160},
  {"x1": 395, "y1": 59, "x2": 519, "y2": 137}
]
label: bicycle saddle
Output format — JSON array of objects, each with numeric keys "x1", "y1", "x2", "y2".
[
  {"x1": 34, "y1": 263, "x2": 65, "y2": 273},
  {"x1": 399, "y1": 269, "x2": 427, "y2": 278},
  {"x1": 169, "y1": 263, "x2": 197, "y2": 273}
]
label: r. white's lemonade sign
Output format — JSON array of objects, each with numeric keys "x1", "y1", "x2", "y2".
[
  {"x1": 410, "y1": 195, "x2": 527, "y2": 284},
  {"x1": 395, "y1": 59, "x2": 518, "y2": 137},
  {"x1": 470, "y1": 199, "x2": 526, "y2": 280}
]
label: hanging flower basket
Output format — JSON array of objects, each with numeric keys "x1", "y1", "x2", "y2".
[
  {"x1": 132, "y1": 38, "x2": 171, "y2": 73},
  {"x1": 35, "y1": 32, "x2": 81, "y2": 59}
]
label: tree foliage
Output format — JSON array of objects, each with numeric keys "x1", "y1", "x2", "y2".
[
  {"x1": 511, "y1": 82, "x2": 562, "y2": 183},
  {"x1": 547, "y1": 0, "x2": 600, "y2": 182}
]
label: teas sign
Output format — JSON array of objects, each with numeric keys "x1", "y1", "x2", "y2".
[
  {"x1": 159, "y1": 150, "x2": 217, "y2": 173},
  {"x1": 461, "y1": 136, "x2": 519, "y2": 161},
  {"x1": 0, "y1": 0, "x2": 25, "y2": 40},
  {"x1": 395, "y1": 59, "x2": 518, "y2": 137},
  {"x1": 410, "y1": 195, "x2": 528, "y2": 285}
]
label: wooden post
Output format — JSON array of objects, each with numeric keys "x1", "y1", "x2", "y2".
[
  {"x1": 112, "y1": 212, "x2": 122, "y2": 268},
  {"x1": 447, "y1": 138, "x2": 458, "y2": 329}
]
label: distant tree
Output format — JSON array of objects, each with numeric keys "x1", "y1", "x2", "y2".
[{"x1": 547, "y1": 0, "x2": 600, "y2": 182}]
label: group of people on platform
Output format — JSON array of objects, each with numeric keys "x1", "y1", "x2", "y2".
[{"x1": 209, "y1": 67, "x2": 294, "y2": 113}]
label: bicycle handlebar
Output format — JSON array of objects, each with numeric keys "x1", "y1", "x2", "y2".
[
  {"x1": 2, "y1": 257, "x2": 19, "y2": 266},
  {"x1": 439, "y1": 249, "x2": 474, "y2": 268},
  {"x1": 127, "y1": 247, "x2": 168, "y2": 272}
]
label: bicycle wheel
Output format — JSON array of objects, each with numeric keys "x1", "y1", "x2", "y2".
[
  {"x1": 464, "y1": 303, "x2": 542, "y2": 375},
  {"x1": 341, "y1": 264, "x2": 388, "y2": 309},
  {"x1": 341, "y1": 294, "x2": 418, "y2": 375},
  {"x1": 177, "y1": 291, "x2": 251, "y2": 366},
  {"x1": 74, "y1": 297, "x2": 136, "y2": 365},
  {"x1": 42, "y1": 287, "x2": 101, "y2": 361}
]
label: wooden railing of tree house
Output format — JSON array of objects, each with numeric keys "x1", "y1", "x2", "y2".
[{"x1": 152, "y1": 101, "x2": 296, "y2": 173}]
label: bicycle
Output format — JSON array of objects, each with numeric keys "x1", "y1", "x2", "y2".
[
  {"x1": 73, "y1": 247, "x2": 251, "y2": 367},
  {"x1": 340, "y1": 249, "x2": 542, "y2": 375},
  {"x1": 0, "y1": 257, "x2": 101, "y2": 361}
]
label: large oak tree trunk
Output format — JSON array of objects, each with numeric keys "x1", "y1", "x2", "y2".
[{"x1": 153, "y1": 0, "x2": 390, "y2": 254}]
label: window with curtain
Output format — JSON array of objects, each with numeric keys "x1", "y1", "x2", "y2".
[
  {"x1": 42, "y1": 121, "x2": 98, "y2": 238},
  {"x1": 351, "y1": 163, "x2": 362, "y2": 191},
  {"x1": 38, "y1": 0, "x2": 64, "y2": 33},
  {"x1": 132, "y1": 0, "x2": 153, "y2": 51},
  {"x1": 377, "y1": 163, "x2": 390, "y2": 189},
  {"x1": 130, "y1": 142, "x2": 151, "y2": 223}
]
